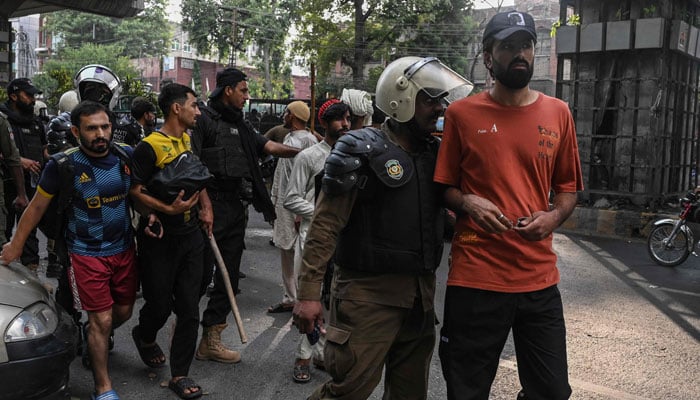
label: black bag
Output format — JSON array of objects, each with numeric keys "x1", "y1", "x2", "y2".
[{"x1": 146, "y1": 151, "x2": 212, "y2": 203}]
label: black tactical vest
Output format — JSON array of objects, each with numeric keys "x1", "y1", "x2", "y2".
[
  {"x1": 199, "y1": 116, "x2": 250, "y2": 179},
  {"x1": 10, "y1": 116, "x2": 44, "y2": 164},
  {"x1": 334, "y1": 133, "x2": 444, "y2": 274}
]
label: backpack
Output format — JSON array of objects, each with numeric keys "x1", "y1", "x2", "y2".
[{"x1": 38, "y1": 143, "x2": 132, "y2": 241}]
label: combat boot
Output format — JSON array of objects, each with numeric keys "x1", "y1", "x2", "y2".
[{"x1": 196, "y1": 323, "x2": 241, "y2": 363}]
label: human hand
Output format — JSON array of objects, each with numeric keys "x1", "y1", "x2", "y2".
[
  {"x1": 144, "y1": 213, "x2": 163, "y2": 238},
  {"x1": 461, "y1": 193, "x2": 513, "y2": 233},
  {"x1": 166, "y1": 190, "x2": 200, "y2": 215},
  {"x1": 513, "y1": 210, "x2": 556, "y2": 241},
  {"x1": 199, "y1": 207, "x2": 213, "y2": 237},
  {"x1": 20, "y1": 157, "x2": 41, "y2": 174},
  {"x1": 292, "y1": 300, "x2": 325, "y2": 335},
  {"x1": 12, "y1": 194, "x2": 28, "y2": 210},
  {"x1": 0, "y1": 241, "x2": 21, "y2": 266}
]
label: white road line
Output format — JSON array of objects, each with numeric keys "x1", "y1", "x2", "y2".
[{"x1": 499, "y1": 359, "x2": 651, "y2": 400}]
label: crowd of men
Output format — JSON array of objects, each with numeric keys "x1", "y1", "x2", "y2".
[{"x1": 0, "y1": 10, "x2": 583, "y2": 400}]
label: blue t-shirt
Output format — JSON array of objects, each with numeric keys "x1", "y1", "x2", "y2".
[{"x1": 37, "y1": 146, "x2": 134, "y2": 256}]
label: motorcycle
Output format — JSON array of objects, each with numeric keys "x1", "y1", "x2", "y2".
[{"x1": 647, "y1": 190, "x2": 700, "y2": 266}]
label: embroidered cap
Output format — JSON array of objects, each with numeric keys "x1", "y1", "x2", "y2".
[{"x1": 483, "y1": 11, "x2": 537, "y2": 43}]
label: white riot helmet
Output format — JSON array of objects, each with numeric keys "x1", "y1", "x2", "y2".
[
  {"x1": 375, "y1": 56, "x2": 473, "y2": 123},
  {"x1": 74, "y1": 64, "x2": 121, "y2": 110},
  {"x1": 58, "y1": 90, "x2": 79, "y2": 113}
]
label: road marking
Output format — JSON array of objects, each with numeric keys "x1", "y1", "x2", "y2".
[
  {"x1": 575, "y1": 239, "x2": 700, "y2": 335},
  {"x1": 499, "y1": 359, "x2": 651, "y2": 400},
  {"x1": 246, "y1": 228, "x2": 273, "y2": 238}
]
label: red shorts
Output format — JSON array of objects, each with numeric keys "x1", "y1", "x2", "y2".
[{"x1": 68, "y1": 246, "x2": 138, "y2": 312}]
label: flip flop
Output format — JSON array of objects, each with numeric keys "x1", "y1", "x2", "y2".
[
  {"x1": 91, "y1": 389, "x2": 120, "y2": 400},
  {"x1": 293, "y1": 362, "x2": 311, "y2": 383},
  {"x1": 168, "y1": 377, "x2": 203, "y2": 399},
  {"x1": 131, "y1": 325, "x2": 166, "y2": 368}
]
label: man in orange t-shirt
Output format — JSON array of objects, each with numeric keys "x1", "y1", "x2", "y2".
[{"x1": 434, "y1": 10, "x2": 583, "y2": 400}]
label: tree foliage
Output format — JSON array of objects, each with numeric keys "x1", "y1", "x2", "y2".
[
  {"x1": 43, "y1": 0, "x2": 171, "y2": 60},
  {"x1": 294, "y1": 0, "x2": 477, "y2": 93},
  {"x1": 181, "y1": 0, "x2": 295, "y2": 98}
]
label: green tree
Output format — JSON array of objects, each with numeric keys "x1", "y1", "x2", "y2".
[
  {"x1": 294, "y1": 0, "x2": 476, "y2": 91},
  {"x1": 43, "y1": 0, "x2": 171, "y2": 60},
  {"x1": 181, "y1": 0, "x2": 295, "y2": 98},
  {"x1": 401, "y1": 0, "x2": 478, "y2": 76}
]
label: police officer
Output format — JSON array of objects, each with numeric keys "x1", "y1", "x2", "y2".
[
  {"x1": 0, "y1": 78, "x2": 47, "y2": 274},
  {"x1": 0, "y1": 110, "x2": 29, "y2": 245},
  {"x1": 293, "y1": 57, "x2": 473, "y2": 399},
  {"x1": 74, "y1": 64, "x2": 143, "y2": 146},
  {"x1": 191, "y1": 67, "x2": 300, "y2": 363},
  {"x1": 130, "y1": 97, "x2": 157, "y2": 137}
]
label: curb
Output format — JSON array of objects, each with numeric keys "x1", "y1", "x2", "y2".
[{"x1": 557, "y1": 206, "x2": 676, "y2": 241}]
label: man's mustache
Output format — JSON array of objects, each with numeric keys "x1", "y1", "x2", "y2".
[{"x1": 509, "y1": 58, "x2": 530, "y2": 69}]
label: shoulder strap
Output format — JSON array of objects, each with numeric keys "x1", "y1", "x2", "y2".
[
  {"x1": 49, "y1": 151, "x2": 75, "y2": 238},
  {"x1": 110, "y1": 142, "x2": 133, "y2": 175}
]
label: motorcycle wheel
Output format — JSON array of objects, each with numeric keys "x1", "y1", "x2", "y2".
[{"x1": 647, "y1": 222, "x2": 691, "y2": 267}]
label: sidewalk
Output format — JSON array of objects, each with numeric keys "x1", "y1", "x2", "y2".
[{"x1": 558, "y1": 206, "x2": 674, "y2": 240}]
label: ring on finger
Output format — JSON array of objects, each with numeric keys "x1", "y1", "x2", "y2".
[{"x1": 497, "y1": 213, "x2": 505, "y2": 220}]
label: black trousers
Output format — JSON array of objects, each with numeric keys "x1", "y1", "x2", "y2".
[
  {"x1": 137, "y1": 226, "x2": 204, "y2": 378},
  {"x1": 201, "y1": 196, "x2": 246, "y2": 327},
  {"x1": 439, "y1": 285, "x2": 572, "y2": 400}
]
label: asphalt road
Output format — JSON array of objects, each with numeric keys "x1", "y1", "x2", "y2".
[{"x1": 40, "y1": 211, "x2": 699, "y2": 400}]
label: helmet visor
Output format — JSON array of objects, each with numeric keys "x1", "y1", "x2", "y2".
[{"x1": 409, "y1": 59, "x2": 474, "y2": 104}]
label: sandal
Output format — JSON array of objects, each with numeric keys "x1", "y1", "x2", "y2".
[
  {"x1": 267, "y1": 302, "x2": 294, "y2": 313},
  {"x1": 131, "y1": 325, "x2": 166, "y2": 368},
  {"x1": 168, "y1": 377, "x2": 202, "y2": 400},
  {"x1": 91, "y1": 389, "x2": 120, "y2": 400},
  {"x1": 292, "y1": 359, "x2": 311, "y2": 383}
]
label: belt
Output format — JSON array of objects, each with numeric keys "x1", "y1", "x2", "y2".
[{"x1": 208, "y1": 190, "x2": 239, "y2": 200}]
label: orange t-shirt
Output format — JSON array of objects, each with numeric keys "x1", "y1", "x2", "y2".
[{"x1": 434, "y1": 91, "x2": 583, "y2": 293}]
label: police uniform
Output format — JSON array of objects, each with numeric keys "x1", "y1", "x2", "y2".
[
  {"x1": 191, "y1": 99, "x2": 273, "y2": 323},
  {"x1": 0, "y1": 113, "x2": 23, "y2": 244},
  {"x1": 298, "y1": 125, "x2": 444, "y2": 399},
  {"x1": 0, "y1": 101, "x2": 46, "y2": 265}
]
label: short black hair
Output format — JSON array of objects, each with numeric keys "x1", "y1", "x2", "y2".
[
  {"x1": 321, "y1": 102, "x2": 350, "y2": 122},
  {"x1": 71, "y1": 101, "x2": 108, "y2": 127},
  {"x1": 158, "y1": 83, "x2": 197, "y2": 118},
  {"x1": 131, "y1": 97, "x2": 156, "y2": 119}
]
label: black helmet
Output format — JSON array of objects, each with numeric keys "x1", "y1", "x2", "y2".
[{"x1": 47, "y1": 112, "x2": 76, "y2": 154}]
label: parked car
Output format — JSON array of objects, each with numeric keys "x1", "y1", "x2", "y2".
[{"x1": 0, "y1": 262, "x2": 78, "y2": 399}]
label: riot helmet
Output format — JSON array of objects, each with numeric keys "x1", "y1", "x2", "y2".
[
  {"x1": 46, "y1": 112, "x2": 76, "y2": 154},
  {"x1": 74, "y1": 64, "x2": 121, "y2": 110},
  {"x1": 375, "y1": 56, "x2": 473, "y2": 123},
  {"x1": 58, "y1": 90, "x2": 79, "y2": 113}
]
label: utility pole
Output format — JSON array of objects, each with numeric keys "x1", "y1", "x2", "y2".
[{"x1": 220, "y1": 6, "x2": 249, "y2": 67}]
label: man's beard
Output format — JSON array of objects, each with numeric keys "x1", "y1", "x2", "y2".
[
  {"x1": 79, "y1": 134, "x2": 110, "y2": 153},
  {"x1": 325, "y1": 127, "x2": 347, "y2": 141},
  {"x1": 493, "y1": 57, "x2": 533, "y2": 89},
  {"x1": 17, "y1": 100, "x2": 35, "y2": 115}
]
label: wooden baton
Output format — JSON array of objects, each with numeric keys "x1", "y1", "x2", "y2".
[{"x1": 209, "y1": 235, "x2": 248, "y2": 343}]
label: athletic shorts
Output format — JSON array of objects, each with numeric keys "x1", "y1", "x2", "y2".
[{"x1": 69, "y1": 245, "x2": 138, "y2": 312}]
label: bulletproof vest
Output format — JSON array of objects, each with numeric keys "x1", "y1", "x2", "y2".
[
  {"x1": 11, "y1": 116, "x2": 44, "y2": 163},
  {"x1": 111, "y1": 114, "x2": 143, "y2": 146},
  {"x1": 334, "y1": 136, "x2": 444, "y2": 275},
  {"x1": 199, "y1": 115, "x2": 250, "y2": 179}
]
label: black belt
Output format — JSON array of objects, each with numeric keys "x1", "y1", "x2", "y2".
[{"x1": 208, "y1": 190, "x2": 239, "y2": 200}]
